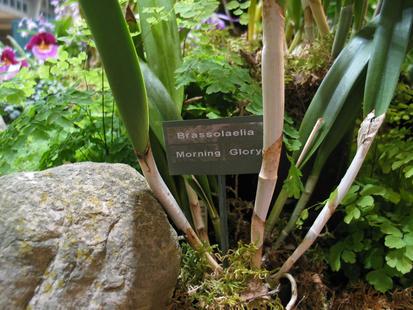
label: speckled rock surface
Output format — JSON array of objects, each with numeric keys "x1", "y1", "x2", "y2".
[{"x1": 0, "y1": 162, "x2": 181, "y2": 310}]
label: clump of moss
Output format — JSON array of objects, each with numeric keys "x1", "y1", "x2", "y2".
[
  {"x1": 285, "y1": 36, "x2": 333, "y2": 123},
  {"x1": 171, "y1": 242, "x2": 284, "y2": 309}
]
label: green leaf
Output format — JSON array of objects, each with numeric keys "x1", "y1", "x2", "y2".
[
  {"x1": 175, "y1": 0, "x2": 219, "y2": 29},
  {"x1": 226, "y1": 0, "x2": 239, "y2": 10},
  {"x1": 344, "y1": 204, "x2": 361, "y2": 224},
  {"x1": 140, "y1": 61, "x2": 181, "y2": 147},
  {"x1": 356, "y1": 195, "x2": 374, "y2": 208},
  {"x1": 364, "y1": 248, "x2": 384, "y2": 269},
  {"x1": 287, "y1": 0, "x2": 302, "y2": 29},
  {"x1": 363, "y1": 1, "x2": 413, "y2": 116},
  {"x1": 403, "y1": 232, "x2": 413, "y2": 246},
  {"x1": 79, "y1": 0, "x2": 149, "y2": 154},
  {"x1": 38, "y1": 66, "x2": 50, "y2": 79},
  {"x1": 405, "y1": 166, "x2": 413, "y2": 178},
  {"x1": 366, "y1": 269, "x2": 393, "y2": 292},
  {"x1": 329, "y1": 242, "x2": 345, "y2": 271},
  {"x1": 296, "y1": 209, "x2": 309, "y2": 228},
  {"x1": 283, "y1": 156, "x2": 304, "y2": 199},
  {"x1": 0, "y1": 88, "x2": 26, "y2": 104},
  {"x1": 137, "y1": 0, "x2": 184, "y2": 109},
  {"x1": 240, "y1": 1, "x2": 250, "y2": 9},
  {"x1": 342, "y1": 185, "x2": 360, "y2": 205},
  {"x1": 405, "y1": 246, "x2": 413, "y2": 260},
  {"x1": 380, "y1": 222, "x2": 402, "y2": 237},
  {"x1": 359, "y1": 184, "x2": 400, "y2": 204},
  {"x1": 384, "y1": 235, "x2": 405, "y2": 249},
  {"x1": 233, "y1": 8, "x2": 243, "y2": 15},
  {"x1": 342, "y1": 250, "x2": 356, "y2": 264},
  {"x1": 386, "y1": 249, "x2": 412, "y2": 274},
  {"x1": 296, "y1": 22, "x2": 376, "y2": 166}
]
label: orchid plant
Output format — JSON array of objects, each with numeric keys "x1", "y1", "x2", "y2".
[
  {"x1": 76, "y1": 0, "x2": 413, "y2": 304},
  {"x1": 1, "y1": 0, "x2": 412, "y2": 306}
]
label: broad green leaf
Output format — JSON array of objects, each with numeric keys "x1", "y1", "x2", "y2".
[
  {"x1": 405, "y1": 246, "x2": 413, "y2": 260},
  {"x1": 392, "y1": 155, "x2": 413, "y2": 170},
  {"x1": 38, "y1": 66, "x2": 50, "y2": 79},
  {"x1": 342, "y1": 185, "x2": 360, "y2": 205},
  {"x1": 384, "y1": 235, "x2": 405, "y2": 249},
  {"x1": 0, "y1": 88, "x2": 26, "y2": 104},
  {"x1": 404, "y1": 166, "x2": 413, "y2": 178},
  {"x1": 364, "y1": 248, "x2": 384, "y2": 269},
  {"x1": 380, "y1": 222, "x2": 402, "y2": 237},
  {"x1": 174, "y1": 0, "x2": 219, "y2": 29},
  {"x1": 403, "y1": 232, "x2": 413, "y2": 245},
  {"x1": 140, "y1": 61, "x2": 181, "y2": 146},
  {"x1": 363, "y1": 1, "x2": 413, "y2": 116},
  {"x1": 287, "y1": 0, "x2": 302, "y2": 29},
  {"x1": 386, "y1": 249, "x2": 413, "y2": 274},
  {"x1": 79, "y1": 0, "x2": 149, "y2": 154},
  {"x1": 329, "y1": 242, "x2": 345, "y2": 271},
  {"x1": 137, "y1": 0, "x2": 184, "y2": 110},
  {"x1": 342, "y1": 250, "x2": 356, "y2": 263},
  {"x1": 296, "y1": 22, "x2": 376, "y2": 166},
  {"x1": 344, "y1": 204, "x2": 361, "y2": 224},
  {"x1": 366, "y1": 269, "x2": 393, "y2": 292},
  {"x1": 283, "y1": 156, "x2": 304, "y2": 199},
  {"x1": 226, "y1": 1, "x2": 239, "y2": 10},
  {"x1": 353, "y1": 0, "x2": 368, "y2": 32},
  {"x1": 307, "y1": 69, "x2": 366, "y2": 185},
  {"x1": 360, "y1": 184, "x2": 400, "y2": 204},
  {"x1": 356, "y1": 195, "x2": 374, "y2": 208},
  {"x1": 331, "y1": 3, "x2": 353, "y2": 59},
  {"x1": 329, "y1": 188, "x2": 339, "y2": 205}
]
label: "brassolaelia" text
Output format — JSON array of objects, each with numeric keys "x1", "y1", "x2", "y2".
[{"x1": 176, "y1": 129, "x2": 255, "y2": 140}]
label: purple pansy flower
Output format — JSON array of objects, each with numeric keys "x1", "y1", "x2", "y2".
[
  {"x1": 26, "y1": 32, "x2": 58, "y2": 61},
  {"x1": 0, "y1": 48, "x2": 24, "y2": 81}
]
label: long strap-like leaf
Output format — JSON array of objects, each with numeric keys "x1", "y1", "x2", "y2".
[
  {"x1": 363, "y1": 0, "x2": 413, "y2": 116},
  {"x1": 137, "y1": 0, "x2": 184, "y2": 110},
  {"x1": 296, "y1": 21, "x2": 376, "y2": 167},
  {"x1": 79, "y1": 0, "x2": 149, "y2": 155}
]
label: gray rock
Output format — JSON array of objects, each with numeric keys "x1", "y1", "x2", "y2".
[{"x1": 0, "y1": 162, "x2": 181, "y2": 310}]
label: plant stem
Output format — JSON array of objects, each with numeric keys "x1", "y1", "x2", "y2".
[
  {"x1": 251, "y1": 0, "x2": 285, "y2": 268},
  {"x1": 190, "y1": 176, "x2": 223, "y2": 244},
  {"x1": 331, "y1": 2, "x2": 354, "y2": 59},
  {"x1": 288, "y1": 29, "x2": 302, "y2": 53},
  {"x1": 185, "y1": 180, "x2": 209, "y2": 243},
  {"x1": 138, "y1": 148, "x2": 222, "y2": 272},
  {"x1": 248, "y1": 0, "x2": 258, "y2": 41},
  {"x1": 111, "y1": 100, "x2": 115, "y2": 145},
  {"x1": 101, "y1": 68, "x2": 109, "y2": 156},
  {"x1": 265, "y1": 117, "x2": 323, "y2": 236},
  {"x1": 218, "y1": 175, "x2": 229, "y2": 252},
  {"x1": 303, "y1": 0, "x2": 316, "y2": 42},
  {"x1": 275, "y1": 112, "x2": 385, "y2": 278},
  {"x1": 308, "y1": 0, "x2": 330, "y2": 36},
  {"x1": 273, "y1": 172, "x2": 320, "y2": 250},
  {"x1": 282, "y1": 273, "x2": 298, "y2": 310},
  {"x1": 296, "y1": 117, "x2": 324, "y2": 167},
  {"x1": 264, "y1": 188, "x2": 289, "y2": 237},
  {"x1": 353, "y1": 0, "x2": 368, "y2": 32}
]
